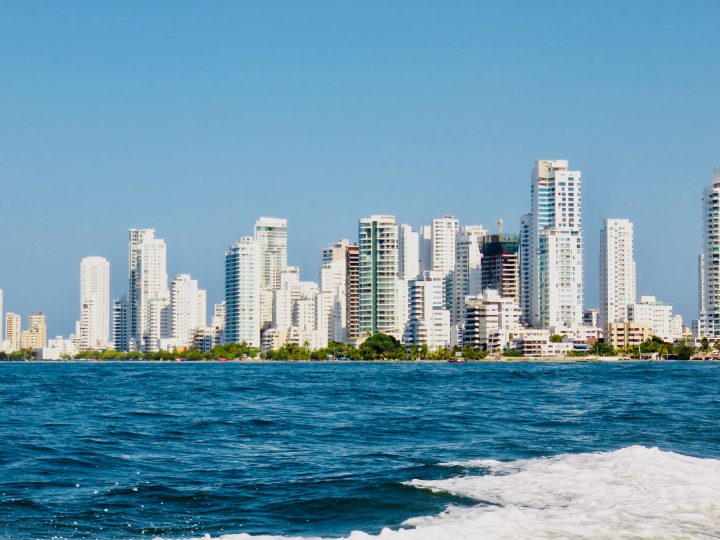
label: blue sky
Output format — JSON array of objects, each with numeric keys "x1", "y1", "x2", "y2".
[{"x1": 1, "y1": 0, "x2": 718, "y2": 336}]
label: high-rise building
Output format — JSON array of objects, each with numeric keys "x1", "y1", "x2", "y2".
[
  {"x1": 599, "y1": 219, "x2": 636, "y2": 332},
  {"x1": 519, "y1": 213, "x2": 532, "y2": 324},
  {"x1": 431, "y1": 215, "x2": 459, "y2": 275},
  {"x1": 452, "y1": 231, "x2": 484, "y2": 329},
  {"x1": 269, "y1": 267, "x2": 323, "y2": 349},
  {"x1": 345, "y1": 245, "x2": 359, "y2": 343},
  {"x1": 5, "y1": 312, "x2": 21, "y2": 352},
  {"x1": 526, "y1": 160, "x2": 584, "y2": 328},
  {"x1": 112, "y1": 296, "x2": 129, "y2": 351},
  {"x1": 419, "y1": 225, "x2": 433, "y2": 273},
  {"x1": 358, "y1": 215, "x2": 400, "y2": 339},
  {"x1": 404, "y1": 271, "x2": 451, "y2": 350},
  {"x1": 79, "y1": 256, "x2": 110, "y2": 350},
  {"x1": 481, "y1": 234, "x2": 520, "y2": 303},
  {"x1": 170, "y1": 274, "x2": 207, "y2": 348},
  {"x1": 225, "y1": 236, "x2": 261, "y2": 347},
  {"x1": 128, "y1": 229, "x2": 169, "y2": 351},
  {"x1": 320, "y1": 240, "x2": 350, "y2": 344},
  {"x1": 21, "y1": 312, "x2": 46, "y2": 350},
  {"x1": 701, "y1": 170, "x2": 720, "y2": 337},
  {"x1": 254, "y1": 217, "x2": 288, "y2": 330},
  {"x1": 399, "y1": 225, "x2": 420, "y2": 281},
  {"x1": 211, "y1": 302, "x2": 226, "y2": 343},
  {"x1": 0, "y1": 289, "x2": 3, "y2": 343}
]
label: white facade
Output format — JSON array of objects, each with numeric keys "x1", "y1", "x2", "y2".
[
  {"x1": 127, "y1": 229, "x2": 169, "y2": 351},
  {"x1": 599, "y1": 219, "x2": 636, "y2": 331},
  {"x1": 527, "y1": 160, "x2": 584, "y2": 329},
  {"x1": 404, "y1": 271, "x2": 451, "y2": 350},
  {"x1": 452, "y1": 232, "x2": 484, "y2": 329},
  {"x1": 399, "y1": 224, "x2": 420, "y2": 281},
  {"x1": 628, "y1": 296, "x2": 679, "y2": 342},
  {"x1": 431, "y1": 215, "x2": 459, "y2": 275},
  {"x1": 701, "y1": 171, "x2": 720, "y2": 337},
  {"x1": 79, "y1": 256, "x2": 110, "y2": 350},
  {"x1": 271, "y1": 267, "x2": 323, "y2": 349},
  {"x1": 419, "y1": 225, "x2": 433, "y2": 274},
  {"x1": 225, "y1": 236, "x2": 261, "y2": 347},
  {"x1": 255, "y1": 217, "x2": 288, "y2": 329},
  {"x1": 320, "y1": 240, "x2": 350, "y2": 344},
  {"x1": 463, "y1": 289, "x2": 522, "y2": 352},
  {"x1": 170, "y1": 274, "x2": 207, "y2": 348}
]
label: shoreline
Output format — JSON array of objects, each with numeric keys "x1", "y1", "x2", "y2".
[{"x1": 0, "y1": 357, "x2": 710, "y2": 364}]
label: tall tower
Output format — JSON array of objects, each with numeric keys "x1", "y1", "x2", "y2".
[
  {"x1": 599, "y1": 219, "x2": 636, "y2": 332},
  {"x1": 528, "y1": 160, "x2": 584, "y2": 328},
  {"x1": 320, "y1": 239, "x2": 350, "y2": 344},
  {"x1": 5, "y1": 312, "x2": 20, "y2": 352},
  {"x1": 345, "y1": 245, "x2": 360, "y2": 343},
  {"x1": 79, "y1": 256, "x2": 110, "y2": 350},
  {"x1": 358, "y1": 215, "x2": 400, "y2": 339},
  {"x1": 701, "y1": 170, "x2": 720, "y2": 337},
  {"x1": 254, "y1": 218, "x2": 288, "y2": 331},
  {"x1": 128, "y1": 229, "x2": 169, "y2": 351},
  {"x1": 170, "y1": 274, "x2": 207, "y2": 348},
  {"x1": 225, "y1": 236, "x2": 261, "y2": 347},
  {"x1": 0, "y1": 289, "x2": 3, "y2": 343},
  {"x1": 431, "y1": 215, "x2": 459, "y2": 275}
]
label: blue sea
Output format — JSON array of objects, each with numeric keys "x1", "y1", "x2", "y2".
[{"x1": 1, "y1": 361, "x2": 719, "y2": 539}]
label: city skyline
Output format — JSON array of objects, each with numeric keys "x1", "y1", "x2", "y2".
[
  {"x1": 2, "y1": 2, "x2": 720, "y2": 336},
  {"x1": 0, "y1": 166, "x2": 713, "y2": 340},
  {"x1": 0, "y1": 159, "x2": 705, "y2": 355}
]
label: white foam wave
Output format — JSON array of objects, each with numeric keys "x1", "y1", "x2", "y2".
[{"x1": 184, "y1": 446, "x2": 720, "y2": 540}]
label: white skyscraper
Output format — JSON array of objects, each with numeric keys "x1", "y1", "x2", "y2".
[
  {"x1": 404, "y1": 271, "x2": 451, "y2": 350},
  {"x1": 320, "y1": 240, "x2": 350, "y2": 344},
  {"x1": 127, "y1": 228, "x2": 170, "y2": 351},
  {"x1": 419, "y1": 225, "x2": 433, "y2": 274},
  {"x1": 254, "y1": 217, "x2": 288, "y2": 330},
  {"x1": 170, "y1": 274, "x2": 207, "y2": 348},
  {"x1": 399, "y1": 224, "x2": 420, "y2": 281},
  {"x1": 431, "y1": 215, "x2": 459, "y2": 275},
  {"x1": 701, "y1": 170, "x2": 720, "y2": 337},
  {"x1": 79, "y1": 256, "x2": 111, "y2": 350},
  {"x1": 452, "y1": 232, "x2": 484, "y2": 331},
  {"x1": 599, "y1": 219, "x2": 636, "y2": 331},
  {"x1": 527, "y1": 160, "x2": 584, "y2": 329},
  {"x1": 225, "y1": 236, "x2": 261, "y2": 347}
]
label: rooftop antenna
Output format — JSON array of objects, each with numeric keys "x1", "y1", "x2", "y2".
[{"x1": 497, "y1": 218, "x2": 504, "y2": 241}]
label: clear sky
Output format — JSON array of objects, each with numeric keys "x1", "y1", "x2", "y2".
[{"x1": 1, "y1": 0, "x2": 718, "y2": 336}]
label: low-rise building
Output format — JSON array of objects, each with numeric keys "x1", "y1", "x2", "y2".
[
  {"x1": 463, "y1": 289, "x2": 522, "y2": 353},
  {"x1": 607, "y1": 322, "x2": 653, "y2": 349}
]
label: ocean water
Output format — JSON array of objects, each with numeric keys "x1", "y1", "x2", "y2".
[{"x1": 0, "y1": 362, "x2": 719, "y2": 539}]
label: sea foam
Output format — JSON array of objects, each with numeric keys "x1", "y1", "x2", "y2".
[{"x1": 190, "y1": 446, "x2": 720, "y2": 539}]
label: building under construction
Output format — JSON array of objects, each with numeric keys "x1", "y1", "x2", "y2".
[{"x1": 481, "y1": 233, "x2": 520, "y2": 303}]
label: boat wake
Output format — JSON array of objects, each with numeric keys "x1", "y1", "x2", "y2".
[{"x1": 191, "y1": 446, "x2": 720, "y2": 539}]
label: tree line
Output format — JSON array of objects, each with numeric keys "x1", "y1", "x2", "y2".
[{"x1": 0, "y1": 333, "x2": 703, "y2": 361}]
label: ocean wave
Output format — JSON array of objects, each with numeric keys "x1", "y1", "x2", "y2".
[{"x1": 184, "y1": 446, "x2": 720, "y2": 539}]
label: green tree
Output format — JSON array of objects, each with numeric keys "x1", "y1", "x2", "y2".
[
  {"x1": 359, "y1": 333, "x2": 405, "y2": 360},
  {"x1": 550, "y1": 335, "x2": 565, "y2": 343},
  {"x1": 591, "y1": 341, "x2": 615, "y2": 356}
]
